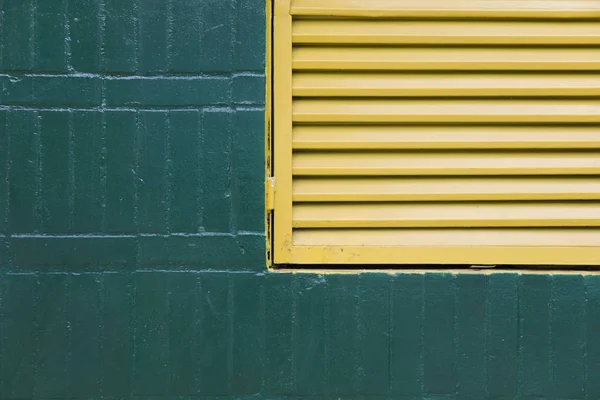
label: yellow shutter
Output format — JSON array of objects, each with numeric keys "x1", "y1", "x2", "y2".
[{"x1": 272, "y1": 0, "x2": 600, "y2": 266}]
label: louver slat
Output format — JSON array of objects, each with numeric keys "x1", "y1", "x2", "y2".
[{"x1": 273, "y1": 0, "x2": 600, "y2": 265}]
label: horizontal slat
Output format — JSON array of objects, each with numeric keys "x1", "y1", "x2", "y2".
[
  {"x1": 293, "y1": 20, "x2": 600, "y2": 45},
  {"x1": 293, "y1": 47, "x2": 600, "y2": 71},
  {"x1": 293, "y1": 177, "x2": 600, "y2": 202},
  {"x1": 290, "y1": 0, "x2": 600, "y2": 19},
  {"x1": 293, "y1": 203, "x2": 600, "y2": 228},
  {"x1": 293, "y1": 99, "x2": 600, "y2": 123},
  {"x1": 292, "y1": 228, "x2": 600, "y2": 247},
  {"x1": 293, "y1": 73, "x2": 600, "y2": 97},
  {"x1": 293, "y1": 152, "x2": 600, "y2": 176},
  {"x1": 292, "y1": 126, "x2": 600, "y2": 150}
]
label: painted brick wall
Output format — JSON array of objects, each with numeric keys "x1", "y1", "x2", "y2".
[{"x1": 1, "y1": 1, "x2": 599, "y2": 399}]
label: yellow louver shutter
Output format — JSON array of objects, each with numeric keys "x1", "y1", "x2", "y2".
[{"x1": 272, "y1": 0, "x2": 600, "y2": 266}]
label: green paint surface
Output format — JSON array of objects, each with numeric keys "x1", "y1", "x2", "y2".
[{"x1": 0, "y1": 1, "x2": 596, "y2": 399}]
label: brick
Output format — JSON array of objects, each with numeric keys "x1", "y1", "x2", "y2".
[
  {"x1": 0, "y1": 111, "x2": 7, "y2": 233},
  {"x1": 0, "y1": 274, "x2": 36, "y2": 398},
  {"x1": 72, "y1": 111, "x2": 103, "y2": 233},
  {"x1": 133, "y1": 272, "x2": 169, "y2": 396},
  {"x1": 35, "y1": 0, "x2": 67, "y2": 71},
  {"x1": 39, "y1": 111, "x2": 70, "y2": 233},
  {"x1": 137, "y1": 111, "x2": 168, "y2": 233},
  {"x1": 294, "y1": 273, "x2": 328, "y2": 395},
  {"x1": 7, "y1": 110, "x2": 39, "y2": 233},
  {"x1": 103, "y1": 0, "x2": 138, "y2": 72},
  {"x1": 1, "y1": 0, "x2": 34, "y2": 70},
  {"x1": 202, "y1": 110, "x2": 233, "y2": 232},
  {"x1": 169, "y1": 110, "x2": 201, "y2": 233},
  {"x1": 585, "y1": 275, "x2": 600, "y2": 397},
  {"x1": 233, "y1": 110, "x2": 264, "y2": 233},
  {"x1": 423, "y1": 273, "x2": 457, "y2": 395},
  {"x1": 68, "y1": 274, "x2": 102, "y2": 397},
  {"x1": 519, "y1": 274, "x2": 551, "y2": 397},
  {"x1": 105, "y1": 77, "x2": 229, "y2": 108},
  {"x1": 235, "y1": 0, "x2": 266, "y2": 71},
  {"x1": 486, "y1": 273, "x2": 519, "y2": 398},
  {"x1": 34, "y1": 274, "x2": 68, "y2": 397},
  {"x1": 69, "y1": 0, "x2": 102, "y2": 72},
  {"x1": 167, "y1": 273, "x2": 200, "y2": 394},
  {"x1": 0, "y1": 75, "x2": 102, "y2": 107},
  {"x1": 326, "y1": 274, "x2": 360, "y2": 396},
  {"x1": 198, "y1": 272, "x2": 231, "y2": 395},
  {"x1": 391, "y1": 274, "x2": 423, "y2": 396},
  {"x1": 357, "y1": 273, "x2": 390, "y2": 395},
  {"x1": 232, "y1": 74, "x2": 265, "y2": 104},
  {"x1": 231, "y1": 273, "x2": 263, "y2": 395},
  {"x1": 138, "y1": 234, "x2": 264, "y2": 270},
  {"x1": 170, "y1": 0, "x2": 202, "y2": 73},
  {"x1": 551, "y1": 275, "x2": 585, "y2": 398},
  {"x1": 138, "y1": 0, "x2": 169, "y2": 73},
  {"x1": 11, "y1": 236, "x2": 137, "y2": 270},
  {"x1": 101, "y1": 273, "x2": 133, "y2": 396},
  {"x1": 104, "y1": 111, "x2": 136, "y2": 234},
  {"x1": 456, "y1": 274, "x2": 486, "y2": 399},
  {"x1": 263, "y1": 272, "x2": 294, "y2": 394},
  {"x1": 198, "y1": 0, "x2": 234, "y2": 72}
]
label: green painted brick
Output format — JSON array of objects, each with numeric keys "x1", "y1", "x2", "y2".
[
  {"x1": 133, "y1": 272, "x2": 170, "y2": 396},
  {"x1": 169, "y1": 110, "x2": 202, "y2": 233},
  {"x1": 0, "y1": 274, "x2": 36, "y2": 398},
  {"x1": 357, "y1": 273, "x2": 390, "y2": 395},
  {"x1": 68, "y1": 274, "x2": 102, "y2": 397},
  {"x1": 72, "y1": 111, "x2": 104, "y2": 233},
  {"x1": 293, "y1": 274, "x2": 328, "y2": 396},
  {"x1": 327, "y1": 274, "x2": 360, "y2": 396},
  {"x1": 35, "y1": 0, "x2": 67, "y2": 71},
  {"x1": 10, "y1": 237, "x2": 137, "y2": 270},
  {"x1": 263, "y1": 273, "x2": 294, "y2": 395},
  {"x1": 231, "y1": 273, "x2": 263, "y2": 395},
  {"x1": 391, "y1": 274, "x2": 424, "y2": 396},
  {"x1": 233, "y1": 110, "x2": 265, "y2": 232},
  {"x1": 100, "y1": 273, "x2": 133, "y2": 397},
  {"x1": 235, "y1": 0, "x2": 266, "y2": 71},
  {"x1": 105, "y1": 77, "x2": 229, "y2": 107},
  {"x1": 139, "y1": 0, "x2": 169, "y2": 73},
  {"x1": 34, "y1": 274, "x2": 69, "y2": 397},
  {"x1": 137, "y1": 111, "x2": 168, "y2": 233},
  {"x1": 39, "y1": 111, "x2": 70, "y2": 233},
  {"x1": 0, "y1": 75, "x2": 102, "y2": 107},
  {"x1": 170, "y1": 0, "x2": 202, "y2": 73},
  {"x1": 7, "y1": 110, "x2": 39, "y2": 234},
  {"x1": 519, "y1": 274, "x2": 551, "y2": 398},
  {"x1": 233, "y1": 75, "x2": 266, "y2": 104},
  {"x1": 456, "y1": 274, "x2": 486, "y2": 399},
  {"x1": 138, "y1": 234, "x2": 264, "y2": 270},
  {"x1": 68, "y1": 0, "x2": 102, "y2": 72},
  {"x1": 198, "y1": 272, "x2": 231, "y2": 395},
  {"x1": 585, "y1": 275, "x2": 600, "y2": 397},
  {"x1": 198, "y1": 0, "x2": 234, "y2": 72},
  {"x1": 423, "y1": 273, "x2": 457, "y2": 395},
  {"x1": 167, "y1": 273, "x2": 201, "y2": 394},
  {"x1": 202, "y1": 110, "x2": 233, "y2": 232},
  {"x1": 1, "y1": 0, "x2": 34, "y2": 70},
  {"x1": 551, "y1": 275, "x2": 586, "y2": 398},
  {"x1": 104, "y1": 111, "x2": 136, "y2": 234},
  {"x1": 0, "y1": 111, "x2": 7, "y2": 233},
  {"x1": 103, "y1": 0, "x2": 138, "y2": 72},
  {"x1": 486, "y1": 273, "x2": 519, "y2": 398}
]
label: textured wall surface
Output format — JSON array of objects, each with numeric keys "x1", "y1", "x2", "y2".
[{"x1": 1, "y1": 0, "x2": 599, "y2": 399}]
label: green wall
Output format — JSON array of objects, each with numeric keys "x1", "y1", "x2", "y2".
[{"x1": 1, "y1": 0, "x2": 599, "y2": 399}]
